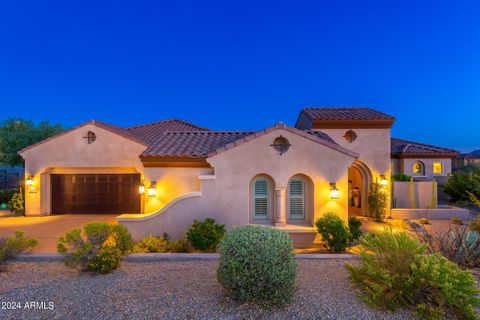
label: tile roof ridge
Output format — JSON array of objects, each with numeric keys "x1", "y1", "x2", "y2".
[{"x1": 126, "y1": 118, "x2": 208, "y2": 130}]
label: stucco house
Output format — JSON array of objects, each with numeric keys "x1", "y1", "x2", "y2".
[{"x1": 18, "y1": 107, "x2": 458, "y2": 245}]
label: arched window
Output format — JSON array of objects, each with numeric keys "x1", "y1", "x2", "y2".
[
  {"x1": 412, "y1": 161, "x2": 425, "y2": 175},
  {"x1": 288, "y1": 178, "x2": 305, "y2": 220},
  {"x1": 251, "y1": 175, "x2": 274, "y2": 222}
]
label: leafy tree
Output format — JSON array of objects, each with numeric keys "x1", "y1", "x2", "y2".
[
  {"x1": 0, "y1": 118, "x2": 64, "y2": 166},
  {"x1": 443, "y1": 163, "x2": 480, "y2": 203}
]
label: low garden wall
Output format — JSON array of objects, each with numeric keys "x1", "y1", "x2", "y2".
[
  {"x1": 391, "y1": 206, "x2": 471, "y2": 220},
  {"x1": 392, "y1": 181, "x2": 437, "y2": 209}
]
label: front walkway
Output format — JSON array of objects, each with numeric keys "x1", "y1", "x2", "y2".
[{"x1": 0, "y1": 214, "x2": 117, "y2": 253}]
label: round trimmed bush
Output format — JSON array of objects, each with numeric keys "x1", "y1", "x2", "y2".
[
  {"x1": 315, "y1": 212, "x2": 351, "y2": 253},
  {"x1": 217, "y1": 225, "x2": 297, "y2": 307}
]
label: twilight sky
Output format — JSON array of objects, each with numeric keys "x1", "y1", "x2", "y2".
[{"x1": 1, "y1": 1, "x2": 479, "y2": 152}]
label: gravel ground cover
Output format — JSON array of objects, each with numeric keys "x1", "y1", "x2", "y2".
[{"x1": 0, "y1": 259, "x2": 416, "y2": 320}]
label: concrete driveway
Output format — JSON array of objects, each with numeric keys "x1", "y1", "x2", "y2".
[{"x1": 0, "y1": 214, "x2": 117, "y2": 253}]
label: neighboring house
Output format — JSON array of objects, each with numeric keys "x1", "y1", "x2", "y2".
[
  {"x1": 17, "y1": 107, "x2": 458, "y2": 246},
  {"x1": 390, "y1": 138, "x2": 458, "y2": 184},
  {"x1": 454, "y1": 150, "x2": 480, "y2": 170}
]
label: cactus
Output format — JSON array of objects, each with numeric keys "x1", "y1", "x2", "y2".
[
  {"x1": 430, "y1": 179, "x2": 437, "y2": 209},
  {"x1": 409, "y1": 177, "x2": 416, "y2": 209}
]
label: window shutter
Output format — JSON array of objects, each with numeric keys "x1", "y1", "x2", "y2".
[
  {"x1": 254, "y1": 179, "x2": 269, "y2": 219},
  {"x1": 289, "y1": 179, "x2": 305, "y2": 220}
]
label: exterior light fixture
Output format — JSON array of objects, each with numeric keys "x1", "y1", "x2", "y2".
[
  {"x1": 147, "y1": 181, "x2": 157, "y2": 197},
  {"x1": 380, "y1": 175, "x2": 388, "y2": 186},
  {"x1": 330, "y1": 182, "x2": 339, "y2": 199},
  {"x1": 26, "y1": 176, "x2": 34, "y2": 186},
  {"x1": 139, "y1": 180, "x2": 145, "y2": 194}
]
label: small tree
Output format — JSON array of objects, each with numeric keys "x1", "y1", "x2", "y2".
[
  {"x1": 367, "y1": 182, "x2": 388, "y2": 222},
  {"x1": 8, "y1": 188, "x2": 24, "y2": 216},
  {"x1": 0, "y1": 118, "x2": 64, "y2": 166}
]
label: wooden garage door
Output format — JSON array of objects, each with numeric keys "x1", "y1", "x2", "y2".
[{"x1": 51, "y1": 174, "x2": 141, "y2": 214}]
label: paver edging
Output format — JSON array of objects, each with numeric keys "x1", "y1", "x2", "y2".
[{"x1": 14, "y1": 252, "x2": 358, "y2": 262}]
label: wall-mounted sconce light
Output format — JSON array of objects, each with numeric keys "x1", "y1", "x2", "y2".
[
  {"x1": 330, "y1": 182, "x2": 339, "y2": 199},
  {"x1": 380, "y1": 175, "x2": 388, "y2": 186},
  {"x1": 139, "y1": 180, "x2": 145, "y2": 194},
  {"x1": 26, "y1": 175, "x2": 34, "y2": 186},
  {"x1": 147, "y1": 181, "x2": 157, "y2": 197}
]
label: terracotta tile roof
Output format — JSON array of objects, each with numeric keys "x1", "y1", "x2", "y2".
[
  {"x1": 301, "y1": 107, "x2": 395, "y2": 121},
  {"x1": 141, "y1": 123, "x2": 358, "y2": 159},
  {"x1": 391, "y1": 138, "x2": 459, "y2": 157},
  {"x1": 464, "y1": 150, "x2": 480, "y2": 159},
  {"x1": 127, "y1": 119, "x2": 209, "y2": 143},
  {"x1": 207, "y1": 123, "x2": 358, "y2": 158},
  {"x1": 142, "y1": 131, "x2": 254, "y2": 158}
]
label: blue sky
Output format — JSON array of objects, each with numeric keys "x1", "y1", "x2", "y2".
[{"x1": 1, "y1": 1, "x2": 479, "y2": 152}]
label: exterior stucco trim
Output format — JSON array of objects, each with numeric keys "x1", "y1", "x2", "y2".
[
  {"x1": 117, "y1": 192, "x2": 202, "y2": 221},
  {"x1": 207, "y1": 122, "x2": 359, "y2": 159}
]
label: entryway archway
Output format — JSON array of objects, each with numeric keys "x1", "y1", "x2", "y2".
[{"x1": 348, "y1": 160, "x2": 372, "y2": 217}]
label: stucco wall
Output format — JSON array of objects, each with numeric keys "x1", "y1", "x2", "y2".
[
  {"x1": 121, "y1": 128, "x2": 358, "y2": 239},
  {"x1": 392, "y1": 181, "x2": 437, "y2": 209},
  {"x1": 143, "y1": 167, "x2": 213, "y2": 213},
  {"x1": 316, "y1": 128, "x2": 391, "y2": 178},
  {"x1": 20, "y1": 124, "x2": 147, "y2": 215}
]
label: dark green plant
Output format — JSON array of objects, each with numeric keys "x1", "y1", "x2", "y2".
[
  {"x1": 348, "y1": 216, "x2": 362, "y2": 241},
  {"x1": 346, "y1": 230, "x2": 480, "y2": 319},
  {"x1": 367, "y1": 182, "x2": 388, "y2": 221},
  {"x1": 133, "y1": 235, "x2": 169, "y2": 253},
  {"x1": 0, "y1": 189, "x2": 17, "y2": 205},
  {"x1": 57, "y1": 222, "x2": 132, "y2": 274},
  {"x1": 0, "y1": 118, "x2": 64, "y2": 166},
  {"x1": 186, "y1": 218, "x2": 225, "y2": 252},
  {"x1": 315, "y1": 213, "x2": 351, "y2": 253},
  {"x1": 470, "y1": 216, "x2": 480, "y2": 232},
  {"x1": 217, "y1": 225, "x2": 297, "y2": 307},
  {"x1": 168, "y1": 238, "x2": 190, "y2": 253},
  {"x1": 418, "y1": 226, "x2": 480, "y2": 268},
  {"x1": 443, "y1": 164, "x2": 480, "y2": 203},
  {"x1": 8, "y1": 188, "x2": 24, "y2": 216},
  {"x1": 451, "y1": 217, "x2": 463, "y2": 225},
  {"x1": 0, "y1": 231, "x2": 37, "y2": 268},
  {"x1": 410, "y1": 253, "x2": 480, "y2": 320},
  {"x1": 392, "y1": 173, "x2": 412, "y2": 182}
]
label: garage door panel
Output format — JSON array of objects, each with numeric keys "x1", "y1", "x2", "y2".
[{"x1": 51, "y1": 174, "x2": 141, "y2": 214}]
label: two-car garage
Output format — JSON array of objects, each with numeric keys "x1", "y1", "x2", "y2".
[{"x1": 51, "y1": 174, "x2": 141, "y2": 214}]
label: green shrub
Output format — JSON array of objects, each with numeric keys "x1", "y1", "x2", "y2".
[
  {"x1": 168, "y1": 238, "x2": 190, "y2": 253},
  {"x1": 57, "y1": 222, "x2": 132, "y2": 274},
  {"x1": 367, "y1": 182, "x2": 388, "y2": 221},
  {"x1": 348, "y1": 216, "x2": 362, "y2": 241},
  {"x1": 451, "y1": 217, "x2": 463, "y2": 225},
  {"x1": 315, "y1": 213, "x2": 351, "y2": 253},
  {"x1": 443, "y1": 165, "x2": 480, "y2": 203},
  {"x1": 470, "y1": 216, "x2": 480, "y2": 232},
  {"x1": 392, "y1": 173, "x2": 412, "y2": 182},
  {"x1": 133, "y1": 235, "x2": 169, "y2": 253},
  {"x1": 217, "y1": 225, "x2": 297, "y2": 307},
  {"x1": 346, "y1": 229, "x2": 480, "y2": 319},
  {"x1": 0, "y1": 231, "x2": 37, "y2": 267},
  {"x1": 186, "y1": 218, "x2": 225, "y2": 252},
  {"x1": 410, "y1": 253, "x2": 480, "y2": 320},
  {"x1": 8, "y1": 189, "x2": 24, "y2": 216}
]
